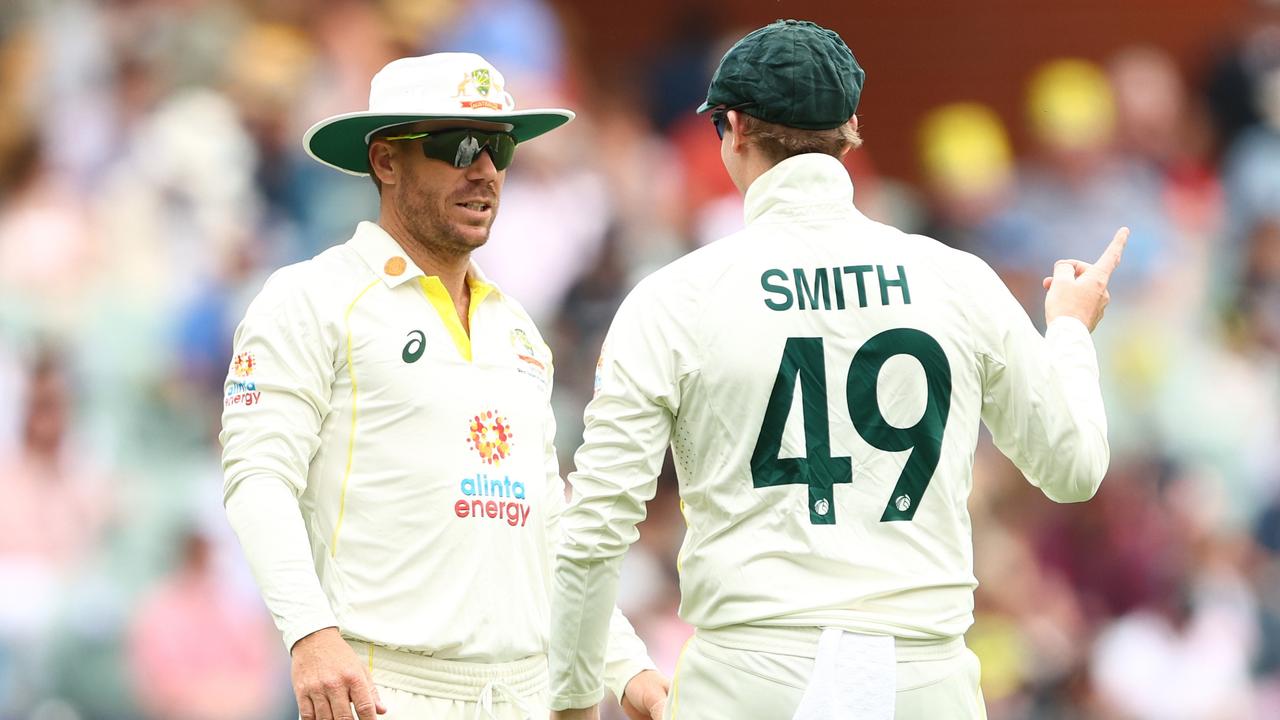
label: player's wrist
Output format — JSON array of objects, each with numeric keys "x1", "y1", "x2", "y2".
[
  {"x1": 291, "y1": 625, "x2": 341, "y2": 654},
  {"x1": 1045, "y1": 316, "x2": 1097, "y2": 349}
]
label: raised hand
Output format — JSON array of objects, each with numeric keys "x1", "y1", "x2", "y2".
[{"x1": 1042, "y1": 227, "x2": 1129, "y2": 332}]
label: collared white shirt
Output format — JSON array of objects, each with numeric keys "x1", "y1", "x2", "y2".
[
  {"x1": 549, "y1": 154, "x2": 1109, "y2": 708},
  {"x1": 221, "y1": 221, "x2": 651, "y2": 694}
]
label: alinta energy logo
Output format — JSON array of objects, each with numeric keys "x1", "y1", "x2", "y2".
[
  {"x1": 226, "y1": 352, "x2": 261, "y2": 407},
  {"x1": 466, "y1": 410, "x2": 513, "y2": 465},
  {"x1": 456, "y1": 410, "x2": 530, "y2": 527}
]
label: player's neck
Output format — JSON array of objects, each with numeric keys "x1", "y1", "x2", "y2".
[
  {"x1": 377, "y1": 215, "x2": 472, "y2": 300},
  {"x1": 735, "y1": 152, "x2": 781, "y2": 195},
  {"x1": 408, "y1": 244, "x2": 471, "y2": 297}
]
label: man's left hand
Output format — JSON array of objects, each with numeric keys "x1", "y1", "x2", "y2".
[
  {"x1": 620, "y1": 670, "x2": 669, "y2": 720},
  {"x1": 549, "y1": 670, "x2": 669, "y2": 720}
]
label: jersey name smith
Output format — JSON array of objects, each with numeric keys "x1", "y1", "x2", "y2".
[{"x1": 761, "y1": 265, "x2": 911, "y2": 311}]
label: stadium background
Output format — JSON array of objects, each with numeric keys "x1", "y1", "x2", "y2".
[{"x1": 1, "y1": 0, "x2": 1278, "y2": 718}]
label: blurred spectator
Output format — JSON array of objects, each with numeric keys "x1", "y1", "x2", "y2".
[
  {"x1": 593, "y1": 88, "x2": 690, "y2": 272},
  {"x1": 0, "y1": 350, "x2": 109, "y2": 580},
  {"x1": 0, "y1": 27, "x2": 97, "y2": 336},
  {"x1": 1238, "y1": 218, "x2": 1280, "y2": 354},
  {"x1": 999, "y1": 59, "x2": 1174, "y2": 313},
  {"x1": 642, "y1": 7, "x2": 719, "y2": 133},
  {"x1": 1089, "y1": 525, "x2": 1259, "y2": 719},
  {"x1": 1222, "y1": 27, "x2": 1280, "y2": 303},
  {"x1": 1109, "y1": 46, "x2": 1223, "y2": 238},
  {"x1": 0, "y1": 349, "x2": 111, "y2": 709},
  {"x1": 127, "y1": 531, "x2": 280, "y2": 720},
  {"x1": 916, "y1": 102, "x2": 1018, "y2": 257},
  {"x1": 0, "y1": 127, "x2": 95, "y2": 336},
  {"x1": 427, "y1": 0, "x2": 567, "y2": 96},
  {"x1": 473, "y1": 124, "x2": 613, "y2": 324}
]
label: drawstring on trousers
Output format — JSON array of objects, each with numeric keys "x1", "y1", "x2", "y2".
[{"x1": 472, "y1": 679, "x2": 536, "y2": 720}]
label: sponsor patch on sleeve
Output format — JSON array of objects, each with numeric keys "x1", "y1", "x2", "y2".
[{"x1": 225, "y1": 352, "x2": 262, "y2": 408}]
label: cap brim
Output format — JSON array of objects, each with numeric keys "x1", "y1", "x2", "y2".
[
  {"x1": 303, "y1": 108, "x2": 575, "y2": 176},
  {"x1": 695, "y1": 99, "x2": 714, "y2": 114}
]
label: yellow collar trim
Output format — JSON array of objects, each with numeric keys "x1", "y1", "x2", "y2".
[{"x1": 417, "y1": 275, "x2": 497, "y2": 362}]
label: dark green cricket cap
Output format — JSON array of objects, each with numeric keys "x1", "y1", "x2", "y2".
[{"x1": 697, "y1": 19, "x2": 865, "y2": 130}]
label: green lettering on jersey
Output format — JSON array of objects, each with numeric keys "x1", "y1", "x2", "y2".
[
  {"x1": 750, "y1": 337, "x2": 852, "y2": 524},
  {"x1": 846, "y1": 328, "x2": 951, "y2": 520},
  {"x1": 842, "y1": 265, "x2": 873, "y2": 308},
  {"x1": 794, "y1": 268, "x2": 832, "y2": 311},
  {"x1": 750, "y1": 330, "x2": 953, "y2": 524},
  {"x1": 877, "y1": 265, "x2": 911, "y2": 305},
  {"x1": 761, "y1": 269, "x2": 794, "y2": 311}
]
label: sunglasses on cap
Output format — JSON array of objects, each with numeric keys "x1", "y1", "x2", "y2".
[
  {"x1": 383, "y1": 128, "x2": 517, "y2": 170},
  {"x1": 710, "y1": 103, "x2": 754, "y2": 140}
]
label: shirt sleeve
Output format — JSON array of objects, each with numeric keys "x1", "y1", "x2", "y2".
[
  {"x1": 976, "y1": 263, "x2": 1110, "y2": 502},
  {"x1": 539, "y1": 344, "x2": 657, "y2": 709},
  {"x1": 219, "y1": 270, "x2": 339, "y2": 650},
  {"x1": 549, "y1": 282, "x2": 691, "y2": 709}
]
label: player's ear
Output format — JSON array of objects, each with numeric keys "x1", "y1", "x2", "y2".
[
  {"x1": 369, "y1": 139, "x2": 398, "y2": 188},
  {"x1": 728, "y1": 110, "x2": 749, "y2": 153},
  {"x1": 838, "y1": 115, "x2": 860, "y2": 158}
]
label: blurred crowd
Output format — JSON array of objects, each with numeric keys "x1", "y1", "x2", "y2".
[{"x1": 0, "y1": 1, "x2": 1278, "y2": 719}]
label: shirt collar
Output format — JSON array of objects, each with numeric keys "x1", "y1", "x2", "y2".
[
  {"x1": 742, "y1": 154, "x2": 858, "y2": 226},
  {"x1": 348, "y1": 220, "x2": 503, "y2": 298}
]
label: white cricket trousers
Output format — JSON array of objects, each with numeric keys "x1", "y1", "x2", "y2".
[
  {"x1": 664, "y1": 626, "x2": 987, "y2": 720},
  {"x1": 344, "y1": 639, "x2": 549, "y2": 720}
]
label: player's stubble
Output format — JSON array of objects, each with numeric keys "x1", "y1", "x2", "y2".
[{"x1": 394, "y1": 153, "x2": 502, "y2": 261}]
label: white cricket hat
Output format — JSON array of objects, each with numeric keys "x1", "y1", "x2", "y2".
[{"x1": 303, "y1": 52, "x2": 574, "y2": 176}]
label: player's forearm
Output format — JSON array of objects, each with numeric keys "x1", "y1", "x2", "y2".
[
  {"x1": 549, "y1": 553, "x2": 625, "y2": 709},
  {"x1": 225, "y1": 475, "x2": 338, "y2": 649},
  {"x1": 1033, "y1": 317, "x2": 1110, "y2": 501},
  {"x1": 548, "y1": 458, "x2": 656, "y2": 706},
  {"x1": 561, "y1": 401, "x2": 667, "y2": 564}
]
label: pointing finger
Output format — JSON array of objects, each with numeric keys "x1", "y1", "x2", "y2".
[{"x1": 1094, "y1": 226, "x2": 1129, "y2": 278}]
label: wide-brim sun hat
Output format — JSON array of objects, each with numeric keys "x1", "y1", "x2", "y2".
[{"x1": 303, "y1": 52, "x2": 575, "y2": 176}]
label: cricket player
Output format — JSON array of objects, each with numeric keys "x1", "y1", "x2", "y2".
[
  {"x1": 220, "y1": 53, "x2": 667, "y2": 720},
  {"x1": 548, "y1": 20, "x2": 1125, "y2": 720}
]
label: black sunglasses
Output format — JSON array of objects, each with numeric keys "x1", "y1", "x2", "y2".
[
  {"x1": 710, "y1": 103, "x2": 754, "y2": 140},
  {"x1": 383, "y1": 128, "x2": 517, "y2": 170}
]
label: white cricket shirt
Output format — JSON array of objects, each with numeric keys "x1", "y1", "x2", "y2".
[
  {"x1": 549, "y1": 154, "x2": 1109, "y2": 708},
  {"x1": 221, "y1": 221, "x2": 651, "y2": 696}
]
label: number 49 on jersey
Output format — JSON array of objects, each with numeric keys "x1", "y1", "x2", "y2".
[{"x1": 749, "y1": 329, "x2": 952, "y2": 524}]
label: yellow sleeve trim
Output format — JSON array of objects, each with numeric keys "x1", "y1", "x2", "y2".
[
  {"x1": 418, "y1": 275, "x2": 497, "y2": 362},
  {"x1": 330, "y1": 278, "x2": 382, "y2": 557}
]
